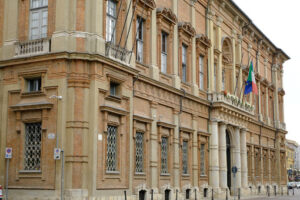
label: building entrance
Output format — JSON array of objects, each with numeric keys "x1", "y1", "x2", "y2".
[{"x1": 226, "y1": 130, "x2": 231, "y2": 191}]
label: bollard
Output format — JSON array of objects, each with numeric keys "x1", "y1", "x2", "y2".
[
  {"x1": 151, "y1": 189, "x2": 153, "y2": 200},
  {"x1": 194, "y1": 188, "x2": 197, "y2": 200},
  {"x1": 274, "y1": 187, "x2": 276, "y2": 196},
  {"x1": 287, "y1": 186, "x2": 289, "y2": 196},
  {"x1": 281, "y1": 187, "x2": 283, "y2": 196},
  {"x1": 238, "y1": 188, "x2": 240, "y2": 200},
  {"x1": 124, "y1": 191, "x2": 127, "y2": 200},
  {"x1": 212, "y1": 188, "x2": 214, "y2": 200},
  {"x1": 267, "y1": 186, "x2": 270, "y2": 197},
  {"x1": 293, "y1": 188, "x2": 294, "y2": 196},
  {"x1": 176, "y1": 189, "x2": 178, "y2": 200}
]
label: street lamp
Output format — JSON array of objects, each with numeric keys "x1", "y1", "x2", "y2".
[{"x1": 49, "y1": 95, "x2": 64, "y2": 200}]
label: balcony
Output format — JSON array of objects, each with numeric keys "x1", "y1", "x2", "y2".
[
  {"x1": 209, "y1": 92, "x2": 255, "y2": 115},
  {"x1": 105, "y1": 42, "x2": 131, "y2": 65},
  {"x1": 15, "y1": 38, "x2": 50, "y2": 57}
]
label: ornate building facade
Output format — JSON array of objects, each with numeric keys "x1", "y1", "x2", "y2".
[{"x1": 0, "y1": 0, "x2": 288, "y2": 199}]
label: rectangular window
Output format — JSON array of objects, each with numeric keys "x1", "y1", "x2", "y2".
[
  {"x1": 136, "y1": 17, "x2": 144, "y2": 63},
  {"x1": 182, "y1": 44, "x2": 187, "y2": 82},
  {"x1": 135, "y1": 132, "x2": 144, "y2": 173},
  {"x1": 110, "y1": 82, "x2": 119, "y2": 97},
  {"x1": 199, "y1": 56, "x2": 204, "y2": 90},
  {"x1": 106, "y1": 0, "x2": 117, "y2": 43},
  {"x1": 200, "y1": 144, "x2": 206, "y2": 175},
  {"x1": 30, "y1": 0, "x2": 48, "y2": 40},
  {"x1": 24, "y1": 123, "x2": 42, "y2": 170},
  {"x1": 161, "y1": 32, "x2": 168, "y2": 73},
  {"x1": 27, "y1": 77, "x2": 41, "y2": 92},
  {"x1": 182, "y1": 140, "x2": 188, "y2": 174},
  {"x1": 161, "y1": 137, "x2": 168, "y2": 174},
  {"x1": 107, "y1": 125, "x2": 117, "y2": 171}
]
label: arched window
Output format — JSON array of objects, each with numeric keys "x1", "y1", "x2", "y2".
[{"x1": 139, "y1": 190, "x2": 146, "y2": 200}]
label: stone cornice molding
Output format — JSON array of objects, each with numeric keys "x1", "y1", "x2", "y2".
[
  {"x1": 178, "y1": 22, "x2": 196, "y2": 37},
  {"x1": 196, "y1": 34, "x2": 211, "y2": 48},
  {"x1": 100, "y1": 105, "x2": 129, "y2": 116},
  {"x1": 156, "y1": 7, "x2": 177, "y2": 25},
  {"x1": 157, "y1": 121, "x2": 176, "y2": 129},
  {"x1": 179, "y1": 126, "x2": 195, "y2": 133},
  {"x1": 133, "y1": 114, "x2": 153, "y2": 123},
  {"x1": 10, "y1": 101, "x2": 53, "y2": 111}
]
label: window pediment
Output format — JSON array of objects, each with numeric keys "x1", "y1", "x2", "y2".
[
  {"x1": 156, "y1": 8, "x2": 177, "y2": 25},
  {"x1": 178, "y1": 22, "x2": 196, "y2": 38},
  {"x1": 138, "y1": 0, "x2": 156, "y2": 10},
  {"x1": 10, "y1": 101, "x2": 53, "y2": 111},
  {"x1": 196, "y1": 34, "x2": 211, "y2": 49}
]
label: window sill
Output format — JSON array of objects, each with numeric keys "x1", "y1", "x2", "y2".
[
  {"x1": 182, "y1": 173, "x2": 190, "y2": 177},
  {"x1": 19, "y1": 170, "x2": 42, "y2": 174},
  {"x1": 105, "y1": 170, "x2": 120, "y2": 175},
  {"x1": 135, "y1": 172, "x2": 146, "y2": 176},
  {"x1": 160, "y1": 173, "x2": 170, "y2": 176},
  {"x1": 105, "y1": 95, "x2": 122, "y2": 103},
  {"x1": 200, "y1": 174, "x2": 207, "y2": 177},
  {"x1": 21, "y1": 91, "x2": 45, "y2": 97}
]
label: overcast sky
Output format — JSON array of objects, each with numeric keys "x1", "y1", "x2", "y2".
[{"x1": 232, "y1": 0, "x2": 300, "y2": 144}]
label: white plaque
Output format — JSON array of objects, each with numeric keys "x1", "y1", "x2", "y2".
[
  {"x1": 98, "y1": 134, "x2": 103, "y2": 141},
  {"x1": 48, "y1": 133, "x2": 55, "y2": 139}
]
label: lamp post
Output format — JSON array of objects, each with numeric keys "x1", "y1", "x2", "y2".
[{"x1": 49, "y1": 95, "x2": 64, "y2": 200}]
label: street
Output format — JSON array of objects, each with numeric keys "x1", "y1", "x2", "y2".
[{"x1": 245, "y1": 189, "x2": 300, "y2": 200}]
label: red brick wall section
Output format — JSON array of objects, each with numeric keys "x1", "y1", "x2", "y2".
[{"x1": 18, "y1": 0, "x2": 30, "y2": 41}]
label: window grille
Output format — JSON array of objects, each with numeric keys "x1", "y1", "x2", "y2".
[
  {"x1": 27, "y1": 77, "x2": 41, "y2": 92},
  {"x1": 182, "y1": 140, "x2": 188, "y2": 174},
  {"x1": 30, "y1": 0, "x2": 48, "y2": 40},
  {"x1": 135, "y1": 132, "x2": 144, "y2": 172},
  {"x1": 182, "y1": 44, "x2": 187, "y2": 82},
  {"x1": 24, "y1": 123, "x2": 42, "y2": 170},
  {"x1": 107, "y1": 125, "x2": 117, "y2": 171},
  {"x1": 161, "y1": 137, "x2": 168, "y2": 174},
  {"x1": 200, "y1": 143, "x2": 206, "y2": 175},
  {"x1": 199, "y1": 56, "x2": 204, "y2": 90},
  {"x1": 136, "y1": 17, "x2": 144, "y2": 63},
  {"x1": 106, "y1": 0, "x2": 117, "y2": 43},
  {"x1": 161, "y1": 32, "x2": 168, "y2": 73}
]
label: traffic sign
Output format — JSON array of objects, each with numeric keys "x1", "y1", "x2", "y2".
[
  {"x1": 54, "y1": 148, "x2": 61, "y2": 160},
  {"x1": 5, "y1": 148, "x2": 12, "y2": 159}
]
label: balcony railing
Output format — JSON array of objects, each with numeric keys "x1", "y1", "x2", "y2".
[
  {"x1": 105, "y1": 42, "x2": 131, "y2": 64},
  {"x1": 15, "y1": 38, "x2": 50, "y2": 57},
  {"x1": 209, "y1": 92, "x2": 255, "y2": 115}
]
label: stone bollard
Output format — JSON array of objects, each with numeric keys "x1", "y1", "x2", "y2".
[{"x1": 211, "y1": 189, "x2": 214, "y2": 200}]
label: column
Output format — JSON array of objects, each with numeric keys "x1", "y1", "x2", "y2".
[
  {"x1": 150, "y1": 5, "x2": 159, "y2": 80},
  {"x1": 207, "y1": 10, "x2": 215, "y2": 93},
  {"x1": 268, "y1": 149, "x2": 271, "y2": 183},
  {"x1": 191, "y1": 1, "x2": 198, "y2": 96},
  {"x1": 209, "y1": 120, "x2": 219, "y2": 188},
  {"x1": 234, "y1": 127, "x2": 241, "y2": 188},
  {"x1": 219, "y1": 122, "x2": 227, "y2": 189},
  {"x1": 216, "y1": 16, "x2": 223, "y2": 93},
  {"x1": 172, "y1": 0, "x2": 181, "y2": 89},
  {"x1": 150, "y1": 102, "x2": 158, "y2": 190},
  {"x1": 265, "y1": 87, "x2": 269, "y2": 122},
  {"x1": 173, "y1": 109, "x2": 180, "y2": 188},
  {"x1": 240, "y1": 129, "x2": 248, "y2": 188},
  {"x1": 192, "y1": 115, "x2": 198, "y2": 186},
  {"x1": 258, "y1": 81, "x2": 263, "y2": 121},
  {"x1": 231, "y1": 30, "x2": 236, "y2": 93},
  {"x1": 272, "y1": 64, "x2": 280, "y2": 127}
]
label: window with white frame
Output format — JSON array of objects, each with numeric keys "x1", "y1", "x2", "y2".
[
  {"x1": 24, "y1": 123, "x2": 42, "y2": 170},
  {"x1": 136, "y1": 17, "x2": 144, "y2": 62},
  {"x1": 161, "y1": 32, "x2": 168, "y2": 73},
  {"x1": 30, "y1": 0, "x2": 48, "y2": 40},
  {"x1": 199, "y1": 56, "x2": 204, "y2": 90},
  {"x1": 106, "y1": 0, "x2": 117, "y2": 43},
  {"x1": 200, "y1": 143, "x2": 206, "y2": 175},
  {"x1": 182, "y1": 44, "x2": 187, "y2": 82},
  {"x1": 161, "y1": 136, "x2": 168, "y2": 174}
]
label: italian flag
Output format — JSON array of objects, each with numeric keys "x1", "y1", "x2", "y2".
[{"x1": 244, "y1": 61, "x2": 258, "y2": 95}]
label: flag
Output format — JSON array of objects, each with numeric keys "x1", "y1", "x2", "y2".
[{"x1": 244, "y1": 61, "x2": 258, "y2": 95}]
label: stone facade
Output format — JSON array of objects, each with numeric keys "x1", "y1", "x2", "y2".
[{"x1": 0, "y1": 0, "x2": 289, "y2": 200}]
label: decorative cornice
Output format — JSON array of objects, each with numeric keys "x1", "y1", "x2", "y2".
[
  {"x1": 156, "y1": 7, "x2": 177, "y2": 25},
  {"x1": 178, "y1": 22, "x2": 196, "y2": 37},
  {"x1": 100, "y1": 105, "x2": 129, "y2": 116},
  {"x1": 138, "y1": 0, "x2": 156, "y2": 10},
  {"x1": 157, "y1": 121, "x2": 176, "y2": 129},
  {"x1": 10, "y1": 101, "x2": 53, "y2": 111},
  {"x1": 196, "y1": 34, "x2": 211, "y2": 48}
]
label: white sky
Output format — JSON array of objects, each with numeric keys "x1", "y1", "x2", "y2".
[{"x1": 232, "y1": 0, "x2": 300, "y2": 144}]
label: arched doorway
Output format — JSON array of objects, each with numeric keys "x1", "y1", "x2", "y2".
[{"x1": 226, "y1": 130, "x2": 231, "y2": 191}]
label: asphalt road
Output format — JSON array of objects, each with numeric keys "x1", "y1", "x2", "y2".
[{"x1": 245, "y1": 188, "x2": 300, "y2": 200}]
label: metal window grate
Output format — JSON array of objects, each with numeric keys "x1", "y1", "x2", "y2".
[
  {"x1": 107, "y1": 125, "x2": 117, "y2": 171},
  {"x1": 24, "y1": 123, "x2": 42, "y2": 170},
  {"x1": 135, "y1": 132, "x2": 144, "y2": 172},
  {"x1": 161, "y1": 137, "x2": 168, "y2": 174},
  {"x1": 182, "y1": 141, "x2": 188, "y2": 174},
  {"x1": 200, "y1": 143, "x2": 205, "y2": 175}
]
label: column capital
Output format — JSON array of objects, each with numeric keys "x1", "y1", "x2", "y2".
[
  {"x1": 231, "y1": 29, "x2": 237, "y2": 39},
  {"x1": 216, "y1": 16, "x2": 223, "y2": 27},
  {"x1": 247, "y1": 44, "x2": 252, "y2": 51},
  {"x1": 237, "y1": 34, "x2": 243, "y2": 44},
  {"x1": 219, "y1": 121, "x2": 227, "y2": 126}
]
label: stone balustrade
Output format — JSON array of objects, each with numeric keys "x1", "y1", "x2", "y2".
[
  {"x1": 15, "y1": 38, "x2": 50, "y2": 57},
  {"x1": 209, "y1": 92, "x2": 255, "y2": 115},
  {"x1": 105, "y1": 42, "x2": 131, "y2": 65}
]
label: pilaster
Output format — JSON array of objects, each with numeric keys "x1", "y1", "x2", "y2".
[
  {"x1": 240, "y1": 129, "x2": 248, "y2": 188},
  {"x1": 207, "y1": 10, "x2": 215, "y2": 93},
  {"x1": 150, "y1": 102, "x2": 158, "y2": 189},
  {"x1": 233, "y1": 127, "x2": 241, "y2": 189},
  {"x1": 150, "y1": 6, "x2": 159, "y2": 80},
  {"x1": 216, "y1": 16, "x2": 223, "y2": 93},
  {"x1": 272, "y1": 64, "x2": 280, "y2": 126},
  {"x1": 265, "y1": 87, "x2": 269, "y2": 121},
  {"x1": 191, "y1": 2, "x2": 198, "y2": 96},
  {"x1": 192, "y1": 115, "x2": 198, "y2": 186},
  {"x1": 231, "y1": 30, "x2": 236, "y2": 93},
  {"x1": 237, "y1": 34, "x2": 243, "y2": 97},
  {"x1": 173, "y1": 109, "x2": 180, "y2": 188},
  {"x1": 172, "y1": 0, "x2": 181, "y2": 89}
]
